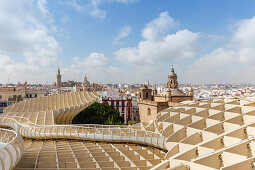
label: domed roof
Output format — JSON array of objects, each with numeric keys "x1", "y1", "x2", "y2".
[{"x1": 169, "y1": 66, "x2": 177, "y2": 78}]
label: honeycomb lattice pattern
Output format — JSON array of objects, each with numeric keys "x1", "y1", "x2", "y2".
[{"x1": 155, "y1": 98, "x2": 255, "y2": 170}]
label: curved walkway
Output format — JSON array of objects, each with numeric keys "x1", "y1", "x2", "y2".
[{"x1": 0, "y1": 128, "x2": 24, "y2": 170}]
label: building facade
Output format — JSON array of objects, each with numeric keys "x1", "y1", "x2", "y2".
[
  {"x1": 138, "y1": 66, "x2": 193, "y2": 122},
  {"x1": 0, "y1": 83, "x2": 48, "y2": 113},
  {"x1": 25, "y1": 89, "x2": 48, "y2": 98},
  {"x1": 0, "y1": 86, "x2": 24, "y2": 113},
  {"x1": 102, "y1": 97, "x2": 133, "y2": 124},
  {"x1": 74, "y1": 75, "x2": 103, "y2": 92}
]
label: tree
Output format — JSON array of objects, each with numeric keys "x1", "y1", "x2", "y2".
[{"x1": 72, "y1": 102, "x2": 124, "y2": 125}]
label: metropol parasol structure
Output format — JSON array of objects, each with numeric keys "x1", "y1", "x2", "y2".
[{"x1": 1, "y1": 91, "x2": 255, "y2": 170}]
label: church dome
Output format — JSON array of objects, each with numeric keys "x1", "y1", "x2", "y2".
[{"x1": 169, "y1": 67, "x2": 177, "y2": 78}]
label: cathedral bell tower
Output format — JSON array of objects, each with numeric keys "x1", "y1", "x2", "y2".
[
  {"x1": 167, "y1": 65, "x2": 178, "y2": 89},
  {"x1": 56, "y1": 66, "x2": 62, "y2": 88}
]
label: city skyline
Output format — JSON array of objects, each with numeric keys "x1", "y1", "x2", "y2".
[{"x1": 1, "y1": 0, "x2": 255, "y2": 84}]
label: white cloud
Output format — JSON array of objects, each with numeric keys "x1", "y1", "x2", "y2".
[
  {"x1": 90, "y1": 8, "x2": 106, "y2": 19},
  {"x1": 233, "y1": 16, "x2": 255, "y2": 48},
  {"x1": 183, "y1": 48, "x2": 241, "y2": 83},
  {"x1": 112, "y1": 12, "x2": 200, "y2": 83},
  {"x1": 0, "y1": 0, "x2": 60, "y2": 67},
  {"x1": 231, "y1": 16, "x2": 255, "y2": 64},
  {"x1": 0, "y1": 55, "x2": 42, "y2": 83},
  {"x1": 115, "y1": 12, "x2": 200, "y2": 66},
  {"x1": 0, "y1": 0, "x2": 61, "y2": 84},
  {"x1": 142, "y1": 11, "x2": 179, "y2": 41},
  {"x1": 83, "y1": 53, "x2": 111, "y2": 68},
  {"x1": 113, "y1": 25, "x2": 132, "y2": 45},
  {"x1": 183, "y1": 16, "x2": 255, "y2": 83},
  {"x1": 64, "y1": 53, "x2": 126, "y2": 83},
  {"x1": 113, "y1": 13, "x2": 255, "y2": 84},
  {"x1": 239, "y1": 48, "x2": 255, "y2": 63},
  {"x1": 188, "y1": 48, "x2": 238, "y2": 72},
  {"x1": 67, "y1": 0, "x2": 84, "y2": 12},
  {"x1": 37, "y1": 0, "x2": 50, "y2": 17},
  {"x1": 67, "y1": 0, "x2": 137, "y2": 19}
]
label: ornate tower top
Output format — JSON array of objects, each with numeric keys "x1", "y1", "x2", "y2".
[
  {"x1": 57, "y1": 66, "x2": 61, "y2": 75},
  {"x1": 167, "y1": 65, "x2": 178, "y2": 89},
  {"x1": 56, "y1": 66, "x2": 62, "y2": 88},
  {"x1": 83, "y1": 74, "x2": 90, "y2": 87},
  {"x1": 169, "y1": 65, "x2": 177, "y2": 78}
]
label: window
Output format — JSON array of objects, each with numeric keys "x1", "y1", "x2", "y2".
[
  {"x1": 134, "y1": 117, "x2": 136, "y2": 121},
  {"x1": 147, "y1": 108, "x2": 151, "y2": 115},
  {"x1": 0, "y1": 109, "x2": 3, "y2": 113},
  {"x1": 146, "y1": 92, "x2": 149, "y2": 99},
  {"x1": 0, "y1": 95, "x2": 2, "y2": 99},
  {"x1": 0, "y1": 102, "x2": 7, "y2": 107}
]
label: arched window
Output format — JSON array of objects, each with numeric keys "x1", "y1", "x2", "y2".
[
  {"x1": 146, "y1": 92, "x2": 149, "y2": 99},
  {"x1": 147, "y1": 108, "x2": 151, "y2": 115}
]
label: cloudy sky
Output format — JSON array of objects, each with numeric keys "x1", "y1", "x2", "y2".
[{"x1": 1, "y1": 0, "x2": 255, "y2": 84}]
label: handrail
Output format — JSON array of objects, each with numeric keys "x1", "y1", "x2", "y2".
[
  {"x1": 0, "y1": 114, "x2": 160, "y2": 134},
  {"x1": 0, "y1": 115, "x2": 163, "y2": 136},
  {"x1": 0, "y1": 116, "x2": 167, "y2": 150},
  {"x1": 0, "y1": 115, "x2": 152, "y2": 129}
]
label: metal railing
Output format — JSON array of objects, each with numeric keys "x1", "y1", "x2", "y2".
[{"x1": 0, "y1": 115, "x2": 167, "y2": 150}]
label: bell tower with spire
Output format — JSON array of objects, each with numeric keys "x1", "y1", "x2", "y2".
[
  {"x1": 167, "y1": 65, "x2": 178, "y2": 89},
  {"x1": 56, "y1": 66, "x2": 62, "y2": 88},
  {"x1": 82, "y1": 74, "x2": 90, "y2": 87}
]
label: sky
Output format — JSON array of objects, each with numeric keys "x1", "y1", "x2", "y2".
[{"x1": 1, "y1": 0, "x2": 255, "y2": 85}]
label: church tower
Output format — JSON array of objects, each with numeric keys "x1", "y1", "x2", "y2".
[
  {"x1": 167, "y1": 65, "x2": 178, "y2": 89},
  {"x1": 56, "y1": 66, "x2": 62, "y2": 88},
  {"x1": 82, "y1": 74, "x2": 90, "y2": 87}
]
